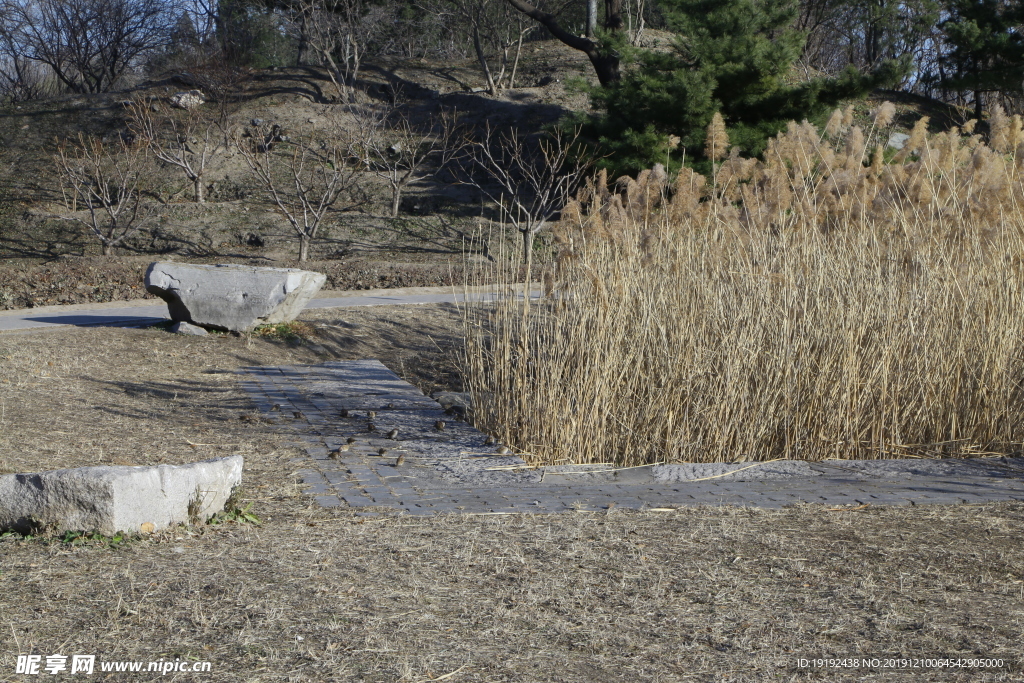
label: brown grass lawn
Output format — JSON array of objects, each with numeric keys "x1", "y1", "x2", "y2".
[{"x1": 1, "y1": 306, "x2": 1023, "y2": 682}]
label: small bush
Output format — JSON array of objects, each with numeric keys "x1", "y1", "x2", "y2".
[
  {"x1": 209, "y1": 501, "x2": 261, "y2": 526},
  {"x1": 252, "y1": 321, "x2": 317, "y2": 343}
]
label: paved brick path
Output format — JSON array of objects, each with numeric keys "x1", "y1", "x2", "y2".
[{"x1": 238, "y1": 360, "x2": 1024, "y2": 514}]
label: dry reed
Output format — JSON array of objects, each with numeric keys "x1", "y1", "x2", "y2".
[{"x1": 461, "y1": 106, "x2": 1024, "y2": 467}]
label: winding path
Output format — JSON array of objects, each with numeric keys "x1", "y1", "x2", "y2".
[{"x1": 0, "y1": 285, "x2": 503, "y2": 333}]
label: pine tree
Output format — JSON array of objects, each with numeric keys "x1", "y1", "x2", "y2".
[
  {"x1": 940, "y1": 0, "x2": 1024, "y2": 121},
  {"x1": 584, "y1": 0, "x2": 907, "y2": 174}
]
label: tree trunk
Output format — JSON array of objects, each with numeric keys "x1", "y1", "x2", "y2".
[
  {"x1": 320, "y1": 48, "x2": 347, "y2": 101},
  {"x1": 938, "y1": 58, "x2": 948, "y2": 102},
  {"x1": 604, "y1": 0, "x2": 623, "y2": 30},
  {"x1": 346, "y1": 31, "x2": 362, "y2": 89},
  {"x1": 509, "y1": 30, "x2": 526, "y2": 88},
  {"x1": 591, "y1": 53, "x2": 620, "y2": 86},
  {"x1": 472, "y1": 25, "x2": 499, "y2": 96},
  {"x1": 975, "y1": 89, "x2": 984, "y2": 122},
  {"x1": 297, "y1": 13, "x2": 308, "y2": 66},
  {"x1": 865, "y1": 23, "x2": 876, "y2": 67},
  {"x1": 505, "y1": 0, "x2": 621, "y2": 86},
  {"x1": 391, "y1": 186, "x2": 401, "y2": 218},
  {"x1": 864, "y1": 0, "x2": 883, "y2": 67},
  {"x1": 102, "y1": 241, "x2": 112, "y2": 256},
  {"x1": 194, "y1": 176, "x2": 204, "y2": 204},
  {"x1": 299, "y1": 234, "x2": 310, "y2": 262},
  {"x1": 587, "y1": 0, "x2": 598, "y2": 38}
]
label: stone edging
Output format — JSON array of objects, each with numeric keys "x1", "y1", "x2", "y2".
[{"x1": 0, "y1": 456, "x2": 243, "y2": 535}]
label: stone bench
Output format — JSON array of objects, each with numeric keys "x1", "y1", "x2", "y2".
[{"x1": 145, "y1": 262, "x2": 326, "y2": 333}]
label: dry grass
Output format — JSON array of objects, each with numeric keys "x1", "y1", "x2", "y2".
[
  {"x1": 2, "y1": 305, "x2": 1024, "y2": 681},
  {"x1": 3, "y1": 500, "x2": 1024, "y2": 682},
  {"x1": 462, "y1": 106, "x2": 1024, "y2": 467},
  {"x1": 0, "y1": 304, "x2": 465, "y2": 474}
]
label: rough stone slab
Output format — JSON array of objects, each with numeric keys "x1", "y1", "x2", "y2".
[
  {"x1": 0, "y1": 456, "x2": 242, "y2": 536},
  {"x1": 342, "y1": 494, "x2": 375, "y2": 507},
  {"x1": 170, "y1": 321, "x2": 208, "y2": 336},
  {"x1": 145, "y1": 262, "x2": 326, "y2": 332}
]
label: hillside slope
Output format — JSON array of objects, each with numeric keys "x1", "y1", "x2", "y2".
[{"x1": 0, "y1": 41, "x2": 967, "y2": 310}]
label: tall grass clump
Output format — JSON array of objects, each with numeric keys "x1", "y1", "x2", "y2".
[{"x1": 461, "y1": 105, "x2": 1024, "y2": 466}]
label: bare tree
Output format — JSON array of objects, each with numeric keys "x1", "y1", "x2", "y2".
[
  {"x1": 429, "y1": 0, "x2": 534, "y2": 95},
  {"x1": 53, "y1": 133, "x2": 153, "y2": 256},
  {"x1": 797, "y1": 0, "x2": 938, "y2": 85},
  {"x1": 290, "y1": 0, "x2": 386, "y2": 101},
  {"x1": 623, "y1": 0, "x2": 647, "y2": 46},
  {"x1": 0, "y1": 13, "x2": 51, "y2": 102},
  {"x1": 127, "y1": 97, "x2": 219, "y2": 203},
  {"x1": 236, "y1": 118, "x2": 363, "y2": 261},
  {"x1": 179, "y1": 0, "x2": 219, "y2": 46},
  {"x1": 358, "y1": 106, "x2": 464, "y2": 217},
  {"x1": 1, "y1": 0, "x2": 174, "y2": 94},
  {"x1": 469, "y1": 125, "x2": 592, "y2": 270}
]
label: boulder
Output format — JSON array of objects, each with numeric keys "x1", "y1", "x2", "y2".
[
  {"x1": 145, "y1": 262, "x2": 326, "y2": 332},
  {"x1": 431, "y1": 391, "x2": 478, "y2": 419},
  {"x1": 0, "y1": 456, "x2": 243, "y2": 536},
  {"x1": 888, "y1": 132, "x2": 911, "y2": 150},
  {"x1": 170, "y1": 89, "x2": 205, "y2": 110},
  {"x1": 169, "y1": 321, "x2": 208, "y2": 336},
  {"x1": 432, "y1": 391, "x2": 473, "y2": 412}
]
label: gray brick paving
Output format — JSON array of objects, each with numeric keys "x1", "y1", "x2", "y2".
[{"x1": 239, "y1": 360, "x2": 1024, "y2": 514}]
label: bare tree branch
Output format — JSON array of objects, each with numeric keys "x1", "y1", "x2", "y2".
[
  {"x1": 127, "y1": 97, "x2": 220, "y2": 203},
  {"x1": 52, "y1": 133, "x2": 154, "y2": 256},
  {"x1": 426, "y1": 0, "x2": 535, "y2": 95},
  {"x1": 503, "y1": 0, "x2": 620, "y2": 85},
  {"x1": 1, "y1": 0, "x2": 174, "y2": 94},
  {"x1": 468, "y1": 125, "x2": 593, "y2": 268},
  {"x1": 235, "y1": 115, "x2": 364, "y2": 261},
  {"x1": 357, "y1": 105, "x2": 465, "y2": 217},
  {"x1": 288, "y1": 0, "x2": 390, "y2": 101}
]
